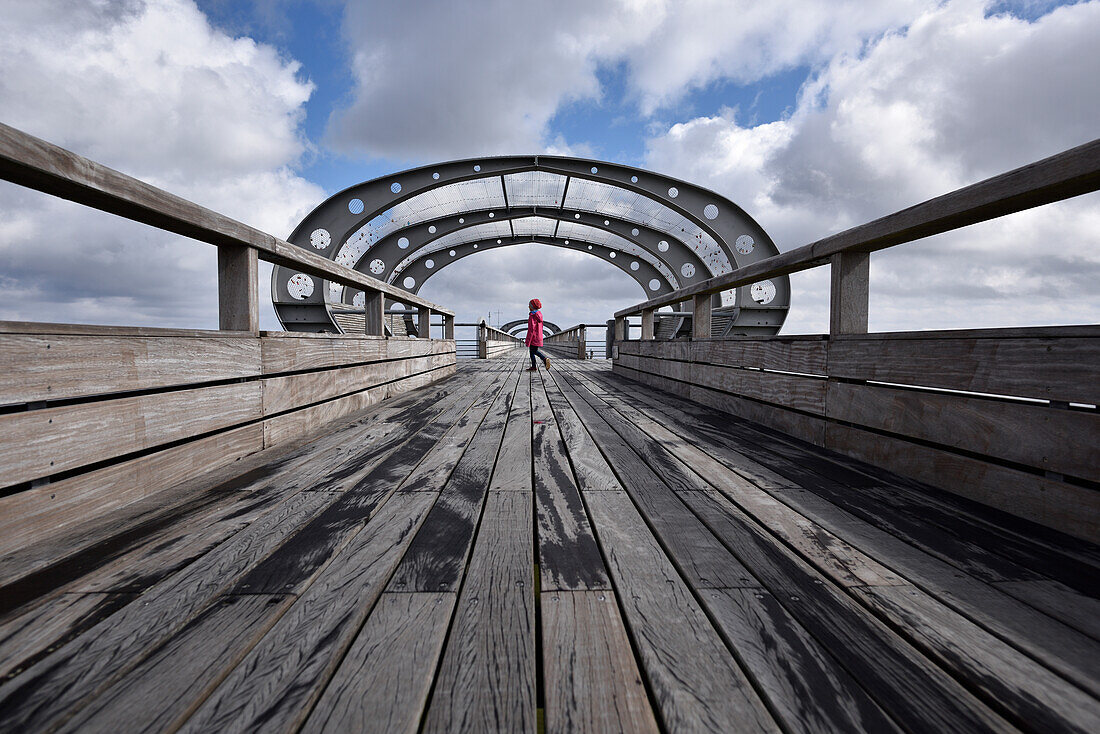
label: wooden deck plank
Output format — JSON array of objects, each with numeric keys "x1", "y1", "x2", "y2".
[
  {"x1": 531, "y1": 372, "x2": 609, "y2": 591},
  {"x1": 58, "y1": 594, "x2": 290, "y2": 733},
  {"x1": 178, "y1": 492, "x2": 438, "y2": 734},
  {"x1": 389, "y1": 365, "x2": 522, "y2": 592},
  {"x1": 555, "y1": 367, "x2": 1015, "y2": 733},
  {"x1": 541, "y1": 590, "x2": 659, "y2": 734},
  {"x1": 581, "y1": 491, "x2": 779, "y2": 732},
  {"x1": 0, "y1": 370, "x2": 497, "y2": 732},
  {"x1": 488, "y1": 366, "x2": 533, "y2": 491},
  {"x1": 301, "y1": 592, "x2": 455, "y2": 734},
  {"x1": 422, "y1": 491, "x2": 536, "y2": 734}
]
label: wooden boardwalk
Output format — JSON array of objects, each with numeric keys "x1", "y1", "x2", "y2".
[{"x1": 1, "y1": 358, "x2": 1098, "y2": 733}]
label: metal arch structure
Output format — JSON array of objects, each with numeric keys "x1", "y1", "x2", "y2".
[
  {"x1": 394, "y1": 235, "x2": 676, "y2": 301},
  {"x1": 501, "y1": 319, "x2": 562, "y2": 337},
  {"x1": 272, "y1": 155, "x2": 790, "y2": 334}
]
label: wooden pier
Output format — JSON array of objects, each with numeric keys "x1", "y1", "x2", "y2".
[{"x1": 1, "y1": 358, "x2": 1098, "y2": 732}]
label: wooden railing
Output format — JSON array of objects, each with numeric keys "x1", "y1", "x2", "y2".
[
  {"x1": 478, "y1": 321, "x2": 524, "y2": 359},
  {"x1": 614, "y1": 137, "x2": 1100, "y2": 339},
  {"x1": 0, "y1": 123, "x2": 454, "y2": 336},
  {"x1": 545, "y1": 324, "x2": 587, "y2": 359},
  {"x1": 611, "y1": 139, "x2": 1100, "y2": 542}
]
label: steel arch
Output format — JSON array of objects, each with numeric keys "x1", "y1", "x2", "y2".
[
  {"x1": 272, "y1": 155, "x2": 789, "y2": 333},
  {"x1": 501, "y1": 319, "x2": 562, "y2": 336}
]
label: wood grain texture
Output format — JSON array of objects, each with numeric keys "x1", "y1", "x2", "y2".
[
  {"x1": 488, "y1": 369, "x2": 532, "y2": 491},
  {"x1": 541, "y1": 590, "x2": 659, "y2": 734},
  {"x1": 0, "y1": 381, "x2": 262, "y2": 488},
  {"x1": 302, "y1": 592, "x2": 456, "y2": 734},
  {"x1": 531, "y1": 373, "x2": 609, "y2": 591},
  {"x1": 828, "y1": 332, "x2": 1100, "y2": 404},
  {"x1": 691, "y1": 336, "x2": 828, "y2": 374},
  {"x1": 583, "y1": 491, "x2": 779, "y2": 732},
  {"x1": 826, "y1": 380, "x2": 1099, "y2": 481},
  {"x1": 59, "y1": 594, "x2": 291, "y2": 734},
  {"x1": 423, "y1": 492, "x2": 536, "y2": 734},
  {"x1": 179, "y1": 493, "x2": 438, "y2": 734},
  {"x1": 0, "y1": 333, "x2": 261, "y2": 406}
]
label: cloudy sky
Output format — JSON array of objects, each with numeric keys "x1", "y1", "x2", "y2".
[{"x1": 0, "y1": 0, "x2": 1097, "y2": 334}]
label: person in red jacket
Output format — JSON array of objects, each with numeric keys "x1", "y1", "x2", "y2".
[{"x1": 525, "y1": 298, "x2": 550, "y2": 371}]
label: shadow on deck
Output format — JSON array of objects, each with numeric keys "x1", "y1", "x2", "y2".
[{"x1": 1, "y1": 359, "x2": 1097, "y2": 732}]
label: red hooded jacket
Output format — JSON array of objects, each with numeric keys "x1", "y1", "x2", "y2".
[{"x1": 525, "y1": 310, "x2": 544, "y2": 346}]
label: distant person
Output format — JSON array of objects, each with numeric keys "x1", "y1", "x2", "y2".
[{"x1": 526, "y1": 298, "x2": 550, "y2": 372}]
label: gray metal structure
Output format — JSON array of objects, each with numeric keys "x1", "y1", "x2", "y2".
[
  {"x1": 501, "y1": 318, "x2": 562, "y2": 337},
  {"x1": 272, "y1": 156, "x2": 789, "y2": 335}
]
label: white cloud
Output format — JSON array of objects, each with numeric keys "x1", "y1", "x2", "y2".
[
  {"x1": 0, "y1": 0, "x2": 324, "y2": 329},
  {"x1": 645, "y1": 0, "x2": 1100, "y2": 333},
  {"x1": 326, "y1": 0, "x2": 935, "y2": 160}
]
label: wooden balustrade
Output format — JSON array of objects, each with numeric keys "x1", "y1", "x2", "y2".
[
  {"x1": 545, "y1": 324, "x2": 587, "y2": 359},
  {"x1": 477, "y1": 320, "x2": 524, "y2": 359}
]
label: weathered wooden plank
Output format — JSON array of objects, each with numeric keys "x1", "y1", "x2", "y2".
[
  {"x1": 543, "y1": 371, "x2": 625, "y2": 494},
  {"x1": 178, "y1": 492, "x2": 438, "y2": 734},
  {"x1": 691, "y1": 336, "x2": 828, "y2": 374},
  {"x1": 706, "y1": 588, "x2": 901, "y2": 733},
  {"x1": 389, "y1": 366, "x2": 521, "y2": 592},
  {"x1": 828, "y1": 333, "x2": 1100, "y2": 404},
  {"x1": 488, "y1": 369, "x2": 532, "y2": 491},
  {"x1": 826, "y1": 381, "x2": 1099, "y2": 481},
  {"x1": 0, "y1": 333, "x2": 261, "y2": 406},
  {"x1": 0, "y1": 381, "x2": 263, "y2": 489},
  {"x1": 259, "y1": 334, "x2": 388, "y2": 374},
  {"x1": 0, "y1": 372, "x2": 492, "y2": 731},
  {"x1": 422, "y1": 492, "x2": 536, "y2": 734},
  {"x1": 0, "y1": 423, "x2": 265, "y2": 562},
  {"x1": 688, "y1": 362, "x2": 826, "y2": 414},
  {"x1": 531, "y1": 373, "x2": 609, "y2": 591},
  {"x1": 687, "y1": 382, "x2": 827, "y2": 446},
  {"x1": 582, "y1": 491, "x2": 778, "y2": 732},
  {"x1": 826, "y1": 424, "x2": 1099, "y2": 543},
  {"x1": 853, "y1": 584, "x2": 1100, "y2": 733},
  {"x1": 991, "y1": 580, "x2": 1100, "y2": 641},
  {"x1": 58, "y1": 594, "x2": 290, "y2": 733},
  {"x1": 301, "y1": 592, "x2": 456, "y2": 734},
  {"x1": 541, "y1": 590, "x2": 659, "y2": 734}
]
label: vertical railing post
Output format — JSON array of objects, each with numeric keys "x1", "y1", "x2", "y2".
[
  {"x1": 478, "y1": 321, "x2": 487, "y2": 358},
  {"x1": 614, "y1": 317, "x2": 626, "y2": 342},
  {"x1": 641, "y1": 308, "x2": 655, "y2": 340},
  {"x1": 577, "y1": 326, "x2": 586, "y2": 360},
  {"x1": 692, "y1": 293, "x2": 712, "y2": 339},
  {"x1": 217, "y1": 245, "x2": 258, "y2": 332},
  {"x1": 418, "y1": 307, "x2": 432, "y2": 339},
  {"x1": 443, "y1": 314, "x2": 455, "y2": 340},
  {"x1": 830, "y1": 251, "x2": 870, "y2": 335},
  {"x1": 363, "y1": 290, "x2": 385, "y2": 336}
]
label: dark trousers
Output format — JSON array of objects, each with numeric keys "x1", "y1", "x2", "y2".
[{"x1": 529, "y1": 345, "x2": 548, "y2": 367}]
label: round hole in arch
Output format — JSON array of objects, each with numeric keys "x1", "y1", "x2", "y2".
[
  {"x1": 735, "y1": 234, "x2": 755, "y2": 254},
  {"x1": 667, "y1": 187, "x2": 679, "y2": 198},
  {"x1": 390, "y1": 182, "x2": 402, "y2": 194},
  {"x1": 574, "y1": 213, "x2": 581, "y2": 219},
  {"x1": 591, "y1": 166, "x2": 598, "y2": 174},
  {"x1": 425, "y1": 259, "x2": 435, "y2": 269},
  {"x1": 681, "y1": 263, "x2": 696, "y2": 278},
  {"x1": 428, "y1": 225, "x2": 436, "y2": 234},
  {"x1": 750, "y1": 280, "x2": 777, "y2": 304},
  {"x1": 609, "y1": 252, "x2": 616, "y2": 259},
  {"x1": 703, "y1": 204, "x2": 719, "y2": 220},
  {"x1": 309, "y1": 228, "x2": 331, "y2": 250},
  {"x1": 473, "y1": 164, "x2": 481, "y2": 172},
  {"x1": 369, "y1": 258, "x2": 385, "y2": 275},
  {"x1": 398, "y1": 237, "x2": 410, "y2": 249},
  {"x1": 496, "y1": 239, "x2": 502, "y2": 244},
  {"x1": 449, "y1": 250, "x2": 456, "y2": 256},
  {"x1": 473, "y1": 244, "x2": 478, "y2": 249},
  {"x1": 587, "y1": 245, "x2": 593, "y2": 250},
  {"x1": 347, "y1": 199, "x2": 364, "y2": 215},
  {"x1": 488, "y1": 212, "x2": 494, "y2": 218},
  {"x1": 630, "y1": 261, "x2": 640, "y2": 271},
  {"x1": 458, "y1": 217, "x2": 465, "y2": 224},
  {"x1": 403, "y1": 276, "x2": 416, "y2": 289},
  {"x1": 604, "y1": 219, "x2": 610, "y2": 226},
  {"x1": 648, "y1": 278, "x2": 662, "y2": 291},
  {"x1": 432, "y1": 172, "x2": 440, "y2": 180},
  {"x1": 287, "y1": 273, "x2": 314, "y2": 299},
  {"x1": 658, "y1": 240, "x2": 669, "y2": 252},
  {"x1": 352, "y1": 292, "x2": 365, "y2": 308},
  {"x1": 564, "y1": 240, "x2": 569, "y2": 245},
  {"x1": 631, "y1": 228, "x2": 640, "y2": 236}
]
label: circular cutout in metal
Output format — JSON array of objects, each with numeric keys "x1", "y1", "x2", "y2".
[
  {"x1": 369, "y1": 258, "x2": 385, "y2": 275},
  {"x1": 750, "y1": 280, "x2": 777, "y2": 304},
  {"x1": 736, "y1": 235, "x2": 755, "y2": 254},
  {"x1": 288, "y1": 273, "x2": 314, "y2": 299},
  {"x1": 310, "y1": 229, "x2": 331, "y2": 250}
]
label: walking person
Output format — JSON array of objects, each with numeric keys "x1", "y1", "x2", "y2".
[{"x1": 526, "y1": 298, "x2": 550, "y2": 371}]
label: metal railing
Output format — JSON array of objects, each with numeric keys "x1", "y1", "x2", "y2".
[
  {"x1": 613, "y1": 137, "x2": 1100, "y2": 342},
  {"x1": 0, "y1": 123, "x2": 455, "y2": 336}
]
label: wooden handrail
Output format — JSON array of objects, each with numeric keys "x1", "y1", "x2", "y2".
[
  {"x1": 0, "y1": 123, "x2": 454, "y2": 331},
  {"x1": 615, "y1": 137, "x2": 1100, "y2": 321}
]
